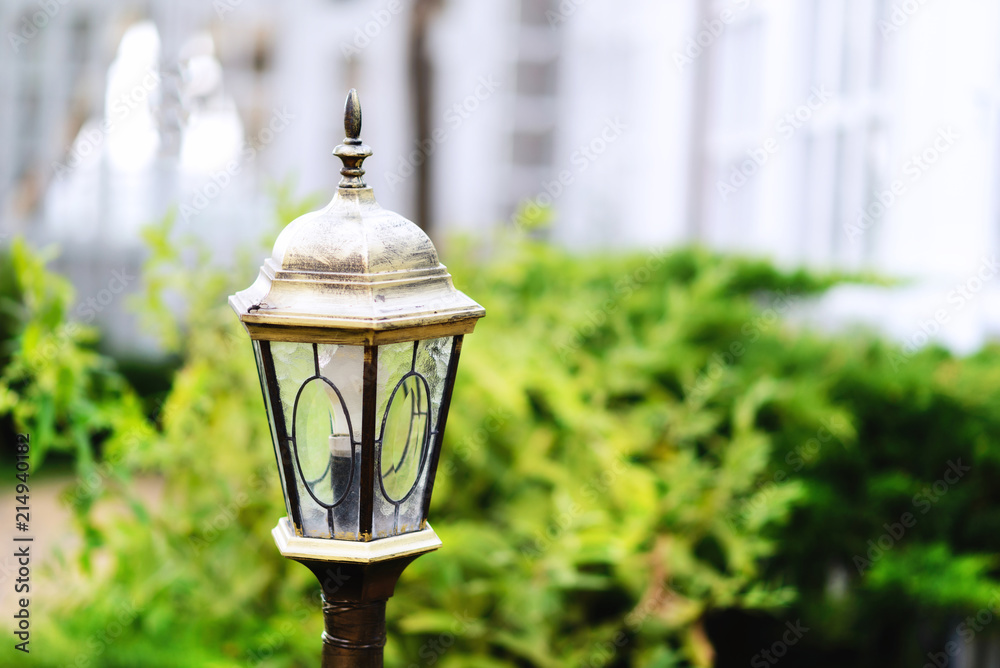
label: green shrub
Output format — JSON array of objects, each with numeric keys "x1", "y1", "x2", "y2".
[
  {"x1": 4, "y1": 202, "x2": 999, "y2": 667},
  {"x1": 0, "y1": 238, "x2": 152, "y2": 473}
]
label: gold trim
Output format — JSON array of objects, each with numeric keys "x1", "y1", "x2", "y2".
[{"x1": 239, "y1": 317, "x2": 480, "y2": 345}]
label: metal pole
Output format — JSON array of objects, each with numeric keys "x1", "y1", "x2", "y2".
[
  {"x1": 321, "y1": 599, "x2": 388, "y2": 667},
  {"x1": 294, "y1": 553, "x2": 425, "y2": 667}
]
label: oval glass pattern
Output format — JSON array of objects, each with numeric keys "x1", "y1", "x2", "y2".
[
  {"x1": 293, "y1": 378, "x2": 355, "y2": 507},
  {"x1": 380, "y1": 375, "x2": 430, "y2": 502}
]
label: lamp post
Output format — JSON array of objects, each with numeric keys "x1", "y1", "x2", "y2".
[{"x1": 230, "y1": 89, "x2": 484, "y2": 667}]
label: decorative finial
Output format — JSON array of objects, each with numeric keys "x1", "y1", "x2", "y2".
[
  {"x1": 344, "y1": 89, "x2": 362, "y2": 141},
  {"x1": 333, "y1": 89, "x2": 373, "y2": 188}
]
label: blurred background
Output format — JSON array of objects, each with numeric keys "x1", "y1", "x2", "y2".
[
  {"x1": 6, "y1": 0, "x2": 1000, "y2": 353},
  {"x1": 4, "y1": 1, "x2": 1000, "y2": 667}
]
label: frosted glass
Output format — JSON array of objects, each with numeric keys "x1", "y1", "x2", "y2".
[
  {"x1": 376, "y1": 341, "x2": 414, "y2": 418},
  {"x1": 253, "y1": 341, "x2": 293, "y2": 521},
  {"x1": 396, "y1": 460, "x2": 432, "y2": 534},
  {"x1": 318, "y1": 344, "x2": 365, "y2": 437},
  {"x1": 272, "y1": 341, "x2": 315, "y2": 426},
  {"x1": 416, "y1": 337, "x2": 452, "y2": 433},
  {"x1": 294, "y1": 378, "x2": 352, "y2": 506},
  {"x1": 371, "y1": 337, "x2": 454, "y2": 538},
  {"x1": 262, "y1": 338, "x2": 455, "y2": 540},
  {"x1": 270, "y1": 341, "x2": 364, "y2": 539},
  {"x1": 372, "y1": 483, "x2": 398, "y2": 539},
  {"x1": 380, "y1": 375, "x2": 430, "y2": 501}
]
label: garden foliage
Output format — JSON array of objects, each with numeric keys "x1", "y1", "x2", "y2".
[{"x1": 2, "y1": 200, "x2": 1000, "y2": 667}]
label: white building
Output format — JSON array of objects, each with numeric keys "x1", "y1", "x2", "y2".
[{"x1": 2, "y1": 0, "x2": 1000, "y2": 352}]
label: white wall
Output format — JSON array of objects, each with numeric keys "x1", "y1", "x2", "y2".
[
  {"x1": 875, "y1": 0, "x2": 1000, "y2": 280},
  {"x1": 8, "y1": 0, "x2": 1000, "y2": 353}
]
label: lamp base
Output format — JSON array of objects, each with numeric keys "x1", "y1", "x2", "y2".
[
  {"x1": 272, "y1": 517, "x2": 442, "y2": 563},
  {"x1": 272, "y1": 518, "x2": 442, "y2": 667}
]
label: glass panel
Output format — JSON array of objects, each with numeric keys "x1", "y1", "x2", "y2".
[
  {"x1": 293, "y1": 378, "x2": 353, "y2": 507},
  {"x1": 376, "y1": 341, "x2": 414, "y2": 417},
  {"x1": 259, "y1": 338, "x2": 456, "y2": 540},
  {"x1": 296, "y1": 483, "x2": 329, "y2": 538},
  {"x1": 318, "y1": 344, "x2": 363, "y2": 539},
  {"x1": 252, "y1": 341, "x2": 292, "y2": 521},
  {"x1": 380, "y1": 375, "x2": 430, "y2": 502},
  {"x1": 318, "y1": 344, "x2": 365, "y2": 432},
  {"x1": 332, "y1": 451, "x2": 362, "y2": 540},
  {"x1": 270, "y1": 341, "x2": 364, "y2": 540},
  {"x1": 396, "y1": 462, "x2": 432, "y2": 534},
  {"x1": 416, "y1": 337, "x2": 453, "y2": 432},
  {"x1": 273, "y1": 341, "x2": 316, "y2": 425},
  {"x1": 373, "y1": 487, "x2": 397, "y2": 540},
  {"x1": 372, "y1": 337, "x2": 454, "y2": 538}
]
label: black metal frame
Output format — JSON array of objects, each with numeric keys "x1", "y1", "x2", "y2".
[
  {"x1": 420, "y1": 335, "x2": 463, "y2": 520},
  {"x1": 359, "y1": 344, "x2": 377, "y2": 539},
  {"x1": 258, "y1": 341, "x2": 304, "y2": 533},
  {"x1": 254, "y1": 335, "x2": 463, "y2": 542}
]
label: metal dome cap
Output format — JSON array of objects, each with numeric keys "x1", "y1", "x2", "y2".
[{"x1": 230, "y1": 90, "x2": 485, "y2": 345}]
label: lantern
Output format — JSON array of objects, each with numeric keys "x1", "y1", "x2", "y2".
[{"x1": 230, "y1": 89, "x2": 484, "y2": 666}]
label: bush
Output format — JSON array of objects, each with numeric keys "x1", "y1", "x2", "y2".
[{"x1": 3, "y1": 205, "x2": 999, "y2": 667}]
